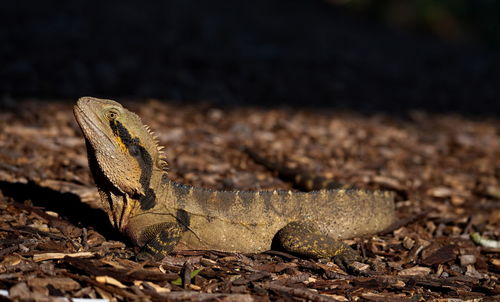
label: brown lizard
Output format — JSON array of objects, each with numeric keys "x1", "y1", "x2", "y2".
[{"x1": 74, "y1": 96, "x2": 396, "y2": 266}]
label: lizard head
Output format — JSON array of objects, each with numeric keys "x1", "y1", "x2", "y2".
[{"x1": 73, "y1": 96, "x2": 167, "y2": 200}]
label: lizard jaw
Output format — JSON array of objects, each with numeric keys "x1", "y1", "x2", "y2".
[
  {"x1": 74, "y1": 98, "x2": 146, "y2": 197},
  {"x1": 74, "y1": 103, "x2": 117, "y2": 151}
]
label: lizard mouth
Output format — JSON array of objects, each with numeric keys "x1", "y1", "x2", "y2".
[{"x1": 73, "y1": 102, "x2": 116, "y2": 149}]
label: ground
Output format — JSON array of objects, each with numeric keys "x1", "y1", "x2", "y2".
[{"x1": 0, "y1": 100, "x2": 498, "y2": 301}]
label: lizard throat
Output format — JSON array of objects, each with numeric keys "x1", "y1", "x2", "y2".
[{"x1": 109, "y1": 119, "x2": 157, "y2": 210}]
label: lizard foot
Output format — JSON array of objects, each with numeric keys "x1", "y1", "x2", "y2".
[
  {"x1": 331, "y1": 248, "x2": 371, "y2": 276},
  {"x1": 136, "y1": 222, "x2": 184, "y2": 261},
  {"x1": 277, "y1": 221, "x2": 370, "y2": 275},
  {"x1": 136, "y1": 250, "x2": 164, "y2": 262}
]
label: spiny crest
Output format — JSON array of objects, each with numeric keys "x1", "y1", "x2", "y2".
[
  {"x1": 342, "y1": 188, "x2": 394, "y2": 199},
  {"x1": 143, "y1": 123, "x2": 169, "y2": 171},
  {"x1": 126, "y1": 109, "x2": 168, "y2": 172}
]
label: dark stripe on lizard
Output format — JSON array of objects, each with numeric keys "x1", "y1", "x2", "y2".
[
  {"x1": 176, "y1": 209, "x2": 191, "y2": 231},
  {"x1": 110, "y1": 120, "x2": 156, "y2": 210}
]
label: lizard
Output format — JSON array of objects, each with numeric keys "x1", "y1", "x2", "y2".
[{"x1": 73, "y1": 96, "x2": 396, "y2": 267}]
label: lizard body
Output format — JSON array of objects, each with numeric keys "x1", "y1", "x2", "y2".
[{"x1": 74, "y1": 97, "x2": 395, "y2": 263}]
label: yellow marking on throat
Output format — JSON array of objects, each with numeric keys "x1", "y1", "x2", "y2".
[
  {"x1": 111, "y1": 120, "x2": 145, "y2": 153},
  {"x1": 114, "y1": 137, "x2": 129, "y2": 153}
]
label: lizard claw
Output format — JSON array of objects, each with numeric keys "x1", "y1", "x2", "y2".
[
  {"x1": 136, "y1": 250, "x2": 165, "y2": 262},
  {"x1": 332, "y1": 249, "x2": 371, "y2": 276}
]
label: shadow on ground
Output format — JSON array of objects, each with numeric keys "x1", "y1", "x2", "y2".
[{"x1": 0, "y1": 181, "x2": 128, "y2": 243}]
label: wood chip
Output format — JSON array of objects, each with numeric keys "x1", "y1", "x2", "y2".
[
  {"x1": 486, "y1": 185, "x2": 500, "y2": 199},
  {"x1": 135, "y1": 281, "x2": 171, "y2": 293},
  {"x1": 1, "y1": 100, "x2": 499, "y2": 301},
  {"x1": 427, "y1": 187, "x2": 453, "y2": 198},
  {"x1": 95, "y1": 275, "x2": 127, "y2": 288},
  {"x1": 459, "y1": 255, "x2": 476, "y2": 266},
  {"x1": 27, "y1": 277, "x2": 81, "y2": 291},
  {"x1": 421, "y1": 244, "x2": 457, "y2": 266},
  {"x1": 398, "y1": 266, "x2": 432, "y2": 276},
  {"x1": 33, "y1": 252, "x2": 95, "y2": 262}
]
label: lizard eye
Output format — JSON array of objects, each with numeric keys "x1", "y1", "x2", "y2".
[{"x1": 106, "y1": 109, "x2": 119, "y2": 120}]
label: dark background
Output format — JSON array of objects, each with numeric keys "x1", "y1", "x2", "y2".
[{"x1": 1, "y1": 0, "x2": 499, "y2": 114}]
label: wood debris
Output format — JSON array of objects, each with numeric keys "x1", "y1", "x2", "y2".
[{"x1": 0, "y1": 100, "x2": 499, "y2": 300}]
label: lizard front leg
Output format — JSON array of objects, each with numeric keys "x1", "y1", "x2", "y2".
[
  {"x1": 276, "y1": 221, "x2": 363, "y2": 272},
  {"x1": 136, "y1": 222, "x2": 184, "y2": 261}
]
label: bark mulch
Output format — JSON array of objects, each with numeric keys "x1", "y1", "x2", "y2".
[{"x1": 0, "y1": 100, "x2": 499, "y2": 301}]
